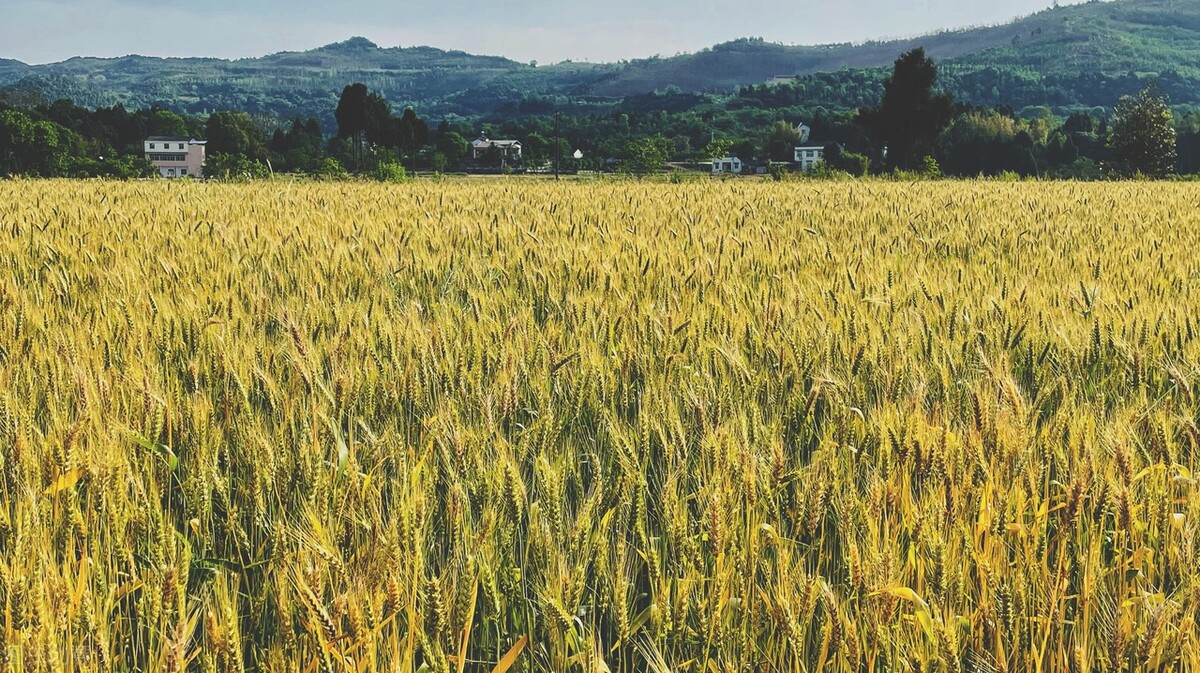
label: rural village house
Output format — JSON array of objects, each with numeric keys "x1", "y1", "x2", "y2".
[
  {"x1": 794, "y1": 146, "x2": 826, "y2": 172},
  {"x1": 471, "y1": 135, "x2": 522, "y2": 161},
  {"x1": 144, "y1": 136, "x2": 206, "y2": 178},
  {"x1": 712, "y1": 156, "x2": 743, "y2": 174}
]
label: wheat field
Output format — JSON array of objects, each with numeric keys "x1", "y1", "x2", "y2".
[{"x1": 1, "y1": 179, "x2": 1198, "y2": 672}]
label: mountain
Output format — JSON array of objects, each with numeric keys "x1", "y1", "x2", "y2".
[
  {"x1": 580, "y1": 0, "x2": 1200, "y2": 96},
  {"x1": 0, "y1": 58, "x2": 30, "y2": 82},
  {"x1": 0, "y1": 37, "x2": 546, "y2": 121},
  {"x1": 2, "y1": 0, "x2": 1200, "y2": 122}
]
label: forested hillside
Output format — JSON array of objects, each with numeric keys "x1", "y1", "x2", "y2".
[{"x1": 3, "y1": 0, "x2": 1200, "y2": 125}]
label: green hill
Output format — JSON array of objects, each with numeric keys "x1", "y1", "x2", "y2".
[
  {"x1": 0, "y1": 58, "x2": 30, "y2": 80},
  {"x1": 585, "y1": 0, "x2": 1200, "y2": 96},
  {"x1": 3, "y1": 0, "x2": 1200, "y2": 121},
  {"x1": 0, "y1": 37, "x2": 543, "y2": 120}
]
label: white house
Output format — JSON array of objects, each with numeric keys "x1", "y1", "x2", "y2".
[
  {"x1": 470, "y1": 135, "x2": 522, "y2": 161},
  {"x1": 144, "y1": 137, "x2": 206, "y2": 178},
  {"x1": 794, "y1": 145, "x2": 826, "y2": 172},
  {"x1": 711, "y1": 156, "x2": 743, "y2": 175}
]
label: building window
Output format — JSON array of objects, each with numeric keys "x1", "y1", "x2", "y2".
[
  {"x1": 180, "y1": 168, "x2": 188, "y2": 176},
  {"x1": 178, "y1": 143, "x2": 185, "y2": 150},
  {"x1": 149, "y1": 143, "x2": 156, "y2": 149}
]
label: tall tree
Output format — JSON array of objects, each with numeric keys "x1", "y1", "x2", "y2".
[
  {"x1": 392, "y1": 107, "x2": 429, "y2": 171},
  {"x1": 335, "y1": 83, "x2": 369, "y2": 170},
  {"x1": 335, "y1": 83, "x2": 369, "y2": 140},
  {"x1": 858, "y1": 48, "x2": 954, "y2": 171},
  {"x1": 335, "y1": 83, "x2": 392, "y2": 171},
  {"x1": 762, "y1": 122, "x2": 801, "y2": 163},
  {"x1": 1109, "y1": 86, "x2": 1177, "y2": 178},
  {"x1": 362, "y1": 93, "x2": 391, "y2": 146}
]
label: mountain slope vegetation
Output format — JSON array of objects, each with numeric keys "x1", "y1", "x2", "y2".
[{"x1": 2, "y1": 0, "x2": 1199, "y2": 121}]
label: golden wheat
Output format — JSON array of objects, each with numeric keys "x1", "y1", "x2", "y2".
[{"x1": 0, "y1": 178, "x2": 1198, "y2": 671}]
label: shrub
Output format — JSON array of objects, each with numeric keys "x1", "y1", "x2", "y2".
[
  {"x1": 314, "y1": 157, "x2": 349, "y2": 179},
  {"x1": 373, "y1": 162, "x2": 409, "y2": 183}
]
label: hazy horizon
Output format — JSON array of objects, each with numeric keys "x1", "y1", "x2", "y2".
[{"x1": 3, "y1": 0, "x2": 1088, "y2": 66}]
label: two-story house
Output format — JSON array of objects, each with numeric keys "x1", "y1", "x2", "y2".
[
  {"x1": 470, "y1": 136, "x2": 522, "y2": 162},
  {"x1": 788, "y1": 121, "x2": 827, "y2": 172},
  {"x1": 144, "y1": 137, "x2": 206, "y2": 178},
  {"x1": 793, "y1": 146, "x2": 826, "y2": 172}
]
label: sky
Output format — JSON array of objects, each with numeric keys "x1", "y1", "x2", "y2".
[{"x1": 1, "y1": 0, "x2": 1087, "y2": 65}]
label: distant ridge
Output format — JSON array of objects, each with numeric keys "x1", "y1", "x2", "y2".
[{"x1": 2, "y1": 0, "x2": 1199, "y2": 120}]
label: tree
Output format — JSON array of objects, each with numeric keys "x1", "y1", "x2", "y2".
[
  {"x1": 434, "y1": 129, "x2": 469, "y2": 168},
  {"x1": 147, "y1": 109, "x2": 189, "y2": 138},
  {"x1": 206, "y1": 111, "x2": 267, "y2": 162},
  {"x1": 0, "y1": 109, "x2": 33, "y2": 174},
  {"x1": 702, "y1": 139, "x2": 734, "y2": 161},
  {"x1": 362, "y1": 93, "x2": 391, "y2": 146},
  {"x1": 335, "y1": 83, "x2": 370, "y2": 140},
  {"x1": 523, "y1": 132, "x2": 552, "y2": 167},
  {"x1": 857, "y1": 48, "x2": 954, "y2": 170},
  {"x1": 269, "y1": 117, "x2": 325, "y2": 173},
  {"x1": 335, "y1": 83, "x2": 396, "y2": 171},
  {"x1": 335, "y1": 83, "x2": 371, "y2": 171},
  {"x1": 523, "y1": 131, "x2": 569, "y2": 169},
  {"x1": 620, "y1": 135, "x2": 671, "y2": 176},
  {"x1": 1109, "y1": 87, "x2": 1177, "y2": 178},
  {"x1": 391, "y1": 107, "x2": 429, "y2": 171},
  {"x1": 762, "y1": 122, "x2": 801, "y2": 163},
  {"x1": 937, "y1": 110, "x2": 1035, "y2": 176},
  {"x1": 204, "y1": 152, "x2": 270, "y2": 181},
  {"x1": 730, "y1": 139, "x2": 758, "y2": 164},
  {"x1": 822, "y1": 143, "x2": 871, "y2": 177},
  {"x1": 0, "y1": 109, "x2": 78, "y2": 176}
]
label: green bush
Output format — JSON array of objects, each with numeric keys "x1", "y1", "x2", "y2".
[
  {"x1": 766, "y1": 163, "x2": 789, "y2": 181},
  {"x1": 823, "y1": 145, "x2": 872, "y2": 177},
  {"x1": 204, "y1": 153, "x2": 270, "y2": 181},
  {"x1": 314, "y1": 157, "x2": 349, "y2": 179},
  {"x1": 373, "y1": 162, "x2": 408, "y2": 183},
  {"x1": 806, "y1": 161, "x2": 854, "y2": 180},
  {"x1": 920, "y1": 155, "x2": 943, "y2": 178}
]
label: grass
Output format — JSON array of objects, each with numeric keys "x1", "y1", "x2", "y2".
[{"x1": 0, "y1": 178, "x2": 1198, "y2": 671}]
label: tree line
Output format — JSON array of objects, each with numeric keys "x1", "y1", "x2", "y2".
[{"x1": 1, "y1": 48, "x2": 1197, "y2": 179}]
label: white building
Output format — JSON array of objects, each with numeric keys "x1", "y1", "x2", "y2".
[
  {"x1": 711, "y1": 156, "x2": 743, "y2": 174},
  {"x1": 144, "y1": 137, "x2": 206, "y2": 178},
  {"x1": 794, "y1": 145, "x2": 826, "y2": 172}
]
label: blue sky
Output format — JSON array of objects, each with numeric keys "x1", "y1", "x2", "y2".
[{"x1": 2, "y1": 0, "x2": 1086, "y2": 65}]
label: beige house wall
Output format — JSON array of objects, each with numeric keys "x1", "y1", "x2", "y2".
[{"x1": 144, "y1": 139, "x2": 207, "y2": 178}]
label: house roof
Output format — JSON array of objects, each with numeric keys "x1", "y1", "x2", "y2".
[
  {"x1": 472, "y1": 138, "x2": 521, "y2": 148},
  {"x1": 146, "y1": 136, "x2": 206, "y2": 144}
]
